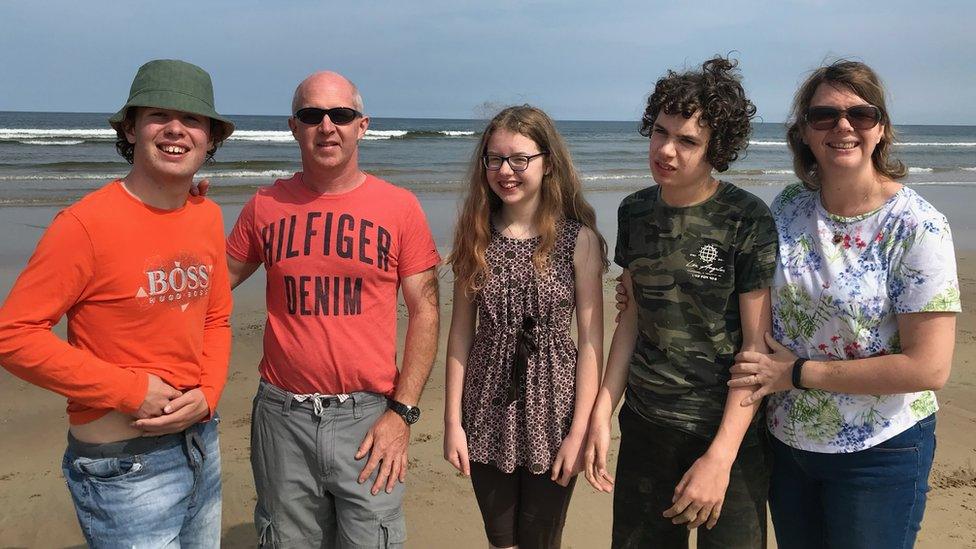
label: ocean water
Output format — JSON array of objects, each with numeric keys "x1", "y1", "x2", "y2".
[{"x1": 1, "y1": 111, "x2": 974, "y2": 206}]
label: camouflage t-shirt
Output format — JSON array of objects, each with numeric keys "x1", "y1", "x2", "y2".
[{"x1": 615, "y1": 181, "x2": 777, "y2": 441}]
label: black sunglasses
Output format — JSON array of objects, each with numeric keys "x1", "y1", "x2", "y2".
[
  {"x1": 293, "y1": 107, "x2": 363, "y2": 126},
  {"x1": 804, "y1": 105, "x2": 882, "y2": 131}
]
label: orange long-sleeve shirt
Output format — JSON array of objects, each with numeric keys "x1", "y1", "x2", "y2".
[{"x1": 0, "y1": 181, "x2": 232, "y2": 425}]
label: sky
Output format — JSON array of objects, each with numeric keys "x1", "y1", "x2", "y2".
[{"x1": 1, "y1": 1, "x2": 974, "y2": 124}]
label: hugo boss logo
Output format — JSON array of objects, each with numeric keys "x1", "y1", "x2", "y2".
[{"x1": 135, "y1": 258, "x2": 212, "y2": 311}]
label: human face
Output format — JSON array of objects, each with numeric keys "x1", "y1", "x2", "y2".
[
  {"x1": 484, "y1": 129, "x2": 548, "y2": 210},
  {"x1": 125, "y1": 107, "x2": 213, "y2": 182},
  {"x1": 288, "y1": 74, "x2": 369, "y2": 174},
  {"x1": 802, "y1": 82, "x2": 884, "y2": 175},
  {"x1": 648, "y1": 111, "x2": 713, "y2": 190}
]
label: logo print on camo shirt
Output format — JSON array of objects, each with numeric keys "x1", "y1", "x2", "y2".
[
  {"x1": 686, "y1": 243, "x2": 727, "y2": 282},
  {"x1": 135, "y1": 254, "x2": 212, "y2": 311}
]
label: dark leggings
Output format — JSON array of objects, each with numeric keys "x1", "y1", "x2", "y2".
[{"x1": 469, "y1": 462, "x2": 577, "y2": 549}]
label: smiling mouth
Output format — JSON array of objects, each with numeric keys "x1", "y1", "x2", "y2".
[
  {"x1": 497, "y1": 180, "x2": 521, "y2": 190},
  {"x1": 158, "y1": 144, "x2": 188, "y2": 155},
  {"x1": 655, "y1": 161, "x2": 676, "y2": 172},
  {"x1": 828, "y1": 142, "x2": 859, "y2": 150}
]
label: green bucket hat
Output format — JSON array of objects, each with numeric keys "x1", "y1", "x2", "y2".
[{"x1": 109, "y1": 59, "x2": 235, "y2": 142}]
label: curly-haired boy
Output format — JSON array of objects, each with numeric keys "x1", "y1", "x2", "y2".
[{"x1": 585, "y1": 56, "x2": 777, "y2": 549}]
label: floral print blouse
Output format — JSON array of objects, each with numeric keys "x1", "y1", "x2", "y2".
[{"x1": 767, "y1": 184, "x2": 961, "y2": 453}]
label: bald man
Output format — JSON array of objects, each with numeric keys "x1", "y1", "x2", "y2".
[{"x1": 226, "y1": 72, "x2": 440, "y2": 548}]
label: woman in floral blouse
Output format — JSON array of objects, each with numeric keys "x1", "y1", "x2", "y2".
[{"x1": 730, "y1": 60, "x2": 960, "y2": 547}]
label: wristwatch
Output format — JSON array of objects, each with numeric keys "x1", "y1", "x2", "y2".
[
  {"x1": 792, "y1": 358, "x2": 810, "y2": 390},
  {"x1": 388, "y1": 399, "x2": 421, "y2": 425}
]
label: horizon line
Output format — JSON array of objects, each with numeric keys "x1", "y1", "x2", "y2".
[{"x1": 2, "y1": 109, "x2": 976, "y2": 128}]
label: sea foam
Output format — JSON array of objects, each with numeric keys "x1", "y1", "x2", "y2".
[
  {"x1": 0, "y1": 128, "x2": 476, "y2": 144},
  {"x1": 0, "y1": 169, "x2": 293, "y2": 181}
]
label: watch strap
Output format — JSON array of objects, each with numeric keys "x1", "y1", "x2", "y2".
[
  {"x1": 387, "y1": 398, "x2": 419, "y2": 424},
  {"x1": 792, "y1": 358, "x2": 809, "y2": 390}
]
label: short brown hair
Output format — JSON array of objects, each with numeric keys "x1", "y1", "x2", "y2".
[
  {"x1": 786, "y1": 60, "x2": 906, "y2": 190},
  {"x1": 114, "y1": 107, "x2": 224, "y2": 164}
]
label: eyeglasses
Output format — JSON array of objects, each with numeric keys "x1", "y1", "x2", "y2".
[
  {"x1": 482, "y1": 152, "x2": 548, "y2": 172},
  {"x1": 293, "y1": 107, "x2": 363, "y2": 126},
  {"x1": 804, "y1": 105, "x2": 882, "y2": 131}
]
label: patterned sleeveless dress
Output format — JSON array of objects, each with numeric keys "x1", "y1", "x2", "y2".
[{"x1": 462, "y1": 218, "x2": 582, "y2": 474}]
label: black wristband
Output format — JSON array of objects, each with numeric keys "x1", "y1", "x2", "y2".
[{"x1": 792, "y1": 358, "x2": 809, "y2": 390}]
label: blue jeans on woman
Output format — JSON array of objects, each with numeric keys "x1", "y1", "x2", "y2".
[
  {"x1": 62, "y1": 417, "x2": 222, "y2": 548},
  {"x1": 769, "y1": 413, "x2": 936, "y2": 549}
]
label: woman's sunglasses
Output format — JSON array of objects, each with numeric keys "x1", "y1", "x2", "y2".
[
  {"x1": 804, "y1": 105, "x2": 882, "y2": 131},
  {"x1": 293, "y1": 107, "x2": 363, "y2": 126}
]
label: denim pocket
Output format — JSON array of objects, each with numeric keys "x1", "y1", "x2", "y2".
[
  {"x1": 870, "y1": 424, "x2": 922, "y2": 453},
  {"x1": 73, "y1": 455, "x2": 144, "y2": 481}
]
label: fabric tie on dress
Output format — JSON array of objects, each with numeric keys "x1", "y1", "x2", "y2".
[{"x1": 506, "y1": 315, "x2": 539, "y2": 405}]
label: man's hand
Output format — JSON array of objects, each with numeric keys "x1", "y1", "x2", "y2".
[
  {"x1": 443, "y1": 422, "x2": 470, "y2": 476},
  {"x1": 729, "y1": 332, "x2": 798, "y2": 405},
  {"x1": 356, "y1": 409, "x2": 410, "y2": 495},
  {"x1": 583, "y1": 413, "x2": 615, "y2": 493},
  {"x1": 133, "y1": 374, "x2": 182, "y2": 419},
  {"x1": 551, "y1": 431, "x2": 585, "y2": 487},
  {"x1": 188, "y1": 178, "x2": 210, "y2": 197},
  {"x1": 662, "y1": 452, "x2": 733, "y2": 530},
  {"x1": 132, "y1": 388, "x2": 210, "y2": 435}
]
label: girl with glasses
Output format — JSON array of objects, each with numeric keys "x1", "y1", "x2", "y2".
[
  {"x1": 444, "y1": 105, "x2": 608, "y2": 549},
  {"x1": 587, "y1": 57, "x2": 777, "y2": 548},
  {"x1": 728, "y1": 60, "x2": 960, "y2": 547}
]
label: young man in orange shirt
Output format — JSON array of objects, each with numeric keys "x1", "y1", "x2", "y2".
[{"x1": 0, "y1": 59, "x2": 234, "y2": 548}]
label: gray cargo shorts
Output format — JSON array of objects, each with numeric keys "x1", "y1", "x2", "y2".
[{"x1": 250, "y1": 379, "x2": 406, "y2": 548}]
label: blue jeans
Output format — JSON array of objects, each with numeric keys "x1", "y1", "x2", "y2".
[
  {"x1": 769, "y1": 414, "x2": 936, "y2": 549},
  {"x1": 62, "y1": 417, "x2": 222, "y2": 548}
]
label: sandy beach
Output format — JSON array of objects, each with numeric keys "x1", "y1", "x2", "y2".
[{"x1": 1, "y1": 202, "x2": 975, "y2": 548}]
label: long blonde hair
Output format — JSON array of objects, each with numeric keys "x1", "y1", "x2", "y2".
[{"x1": 447, "y1": 105, "x2": 608, "y2": 295}]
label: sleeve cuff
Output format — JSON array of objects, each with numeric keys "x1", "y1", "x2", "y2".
[
  {"x1": 198, "y1": 385, "x2": 221, "y2": 420},
  {"x1": 398, "y1": 254, "x2": 441, "y2": 279},
  {"x1": 117, "y1": 371, "x2": 149, "y2": 415}
]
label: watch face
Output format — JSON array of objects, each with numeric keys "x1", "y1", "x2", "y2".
[{"x1": 405, "y1": 407, "x2": 421, "y2": 424}]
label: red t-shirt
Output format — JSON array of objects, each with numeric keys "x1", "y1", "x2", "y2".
[
  {"x1": 227, "y1": 173, "x2": 440, "y2": 395},
  {"x1": 0, "y1": 181, "x2": 233, "y2": 424}
]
